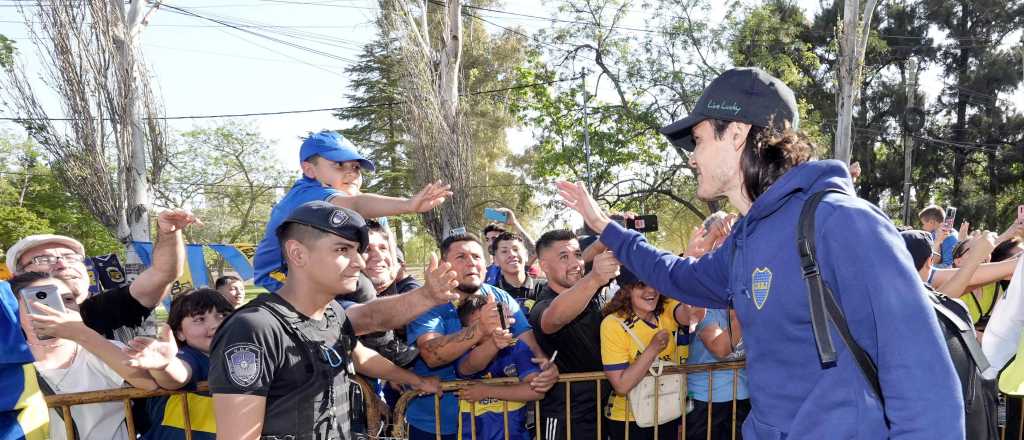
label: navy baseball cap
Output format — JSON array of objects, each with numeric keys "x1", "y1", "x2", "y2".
[
  {"x1": 660, "y1": 67, "x2": 799, "y2": 152},
  {"x1": 616, "y1": 267, "x2": 642, "y2": 287},
  {"x1": 299, "y1": 131, "x2": 376, "y2": 172},
  {"x1": 900, "y1": 230, "x2": 934, "y2": 271},
  {"x1": 276, "y1": 201, "x2": 370, "y2": 253}
]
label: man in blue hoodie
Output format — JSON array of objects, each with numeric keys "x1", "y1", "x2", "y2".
[{"x1": 556, "y1": 67, "x2": 964, "y2": 439}]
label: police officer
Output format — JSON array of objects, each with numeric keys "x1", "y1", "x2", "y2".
[{"x1": 210, "y1": 201, "x2": 457, "y2": 440}]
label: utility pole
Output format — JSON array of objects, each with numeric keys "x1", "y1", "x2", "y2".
[
  {"x1": 581, "y1": 71, "x2": 593, "y2": 196},
  {"x1": 901, "y1": 58, "x2": 918, "y2": 226},
  {"x1": 117, "y1": 0, "x2": 157, "y2": 280},
  {"x1": 835, "y1": 0, "x2": 880, "y2": 164}
]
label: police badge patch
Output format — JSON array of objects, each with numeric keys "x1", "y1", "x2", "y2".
[
  {"x1": 225, "y1": 343, "x2": 262, "y2": 387},
  {"x1": 751, "y1": 267, "x2": 772, "y2": 310},
  {"x1": 330, "y1": 209, "x2": 349, "y2": 226}
]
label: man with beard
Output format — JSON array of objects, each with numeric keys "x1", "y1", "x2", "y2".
[
  {"x1": 488, "y1": 232, "x2": 545, "y2": 310},
  {"x1": 6, "y1": 209, "x2": 199, "y2": 342},
  {"x1": 527, "y1": 229, "x2": 620, "y2": 440},
  {"x1": 405, "y1": 234, "x2": 558, "y2": 440}
]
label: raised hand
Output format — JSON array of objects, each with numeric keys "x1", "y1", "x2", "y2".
[
  {"x1": 157, "y1": 209, "x2": 202, "y2": 234},
  {"x1": 477, "y1": 294, "x2": 502, "y2": 333},
  {"x1": 957, "y1": 221, "x2": 970, "y2": 241},
  {"x1": 489, "y1": 327, "x2": 516, "y2": 350},
  {"x1": 407, "y1": 181, "x2": 453, "y2": 213},
  {"x1": 647, "y1": 330, "x2": 670, "y2": 354},
  {"x1": 422, "y1": 253, "x2": 459, "y2": 305},
  {"x1": 555, "y1": 181, "x2": 612, "y2": 234},
  {"x1": 590, "y1": 251, "x2": 621, "y2": 284},
  {"x1": 28, "y1": 303, "x2": 87, "y2": 341},
  {"x1": 123, "y1": 324, "x2": 178, "y2": 370}
]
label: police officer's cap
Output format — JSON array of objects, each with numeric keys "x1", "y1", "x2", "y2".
[
  {"x1": 660, "y1": 67, "x2": 799, "y2": 152},
  {"x1": 276, "y1": 201, "x2": 369, "y2": 253}
]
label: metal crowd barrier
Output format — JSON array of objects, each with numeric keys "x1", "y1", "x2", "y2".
[
  {"x1": 392, "y1": 361, "x2": 748, "y2": 440},
  {"x1": 41, "y1": 376, "x2": 382, "y2": 440},
  {"x1": 40, "y1": 361, "x2": 1024, "y2": 440}
]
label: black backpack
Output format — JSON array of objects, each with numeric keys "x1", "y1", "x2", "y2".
[{"x1": 798, "y1": 189, "x2": 997, "y2": 439}]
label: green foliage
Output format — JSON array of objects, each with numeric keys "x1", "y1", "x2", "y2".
[
  {"x1": 0, "y1": 206, "x2": 51, "y2": 252},
  {"x1": 0, "y1": 34, "x2": 14, "y2": 68},
  {"x1": 0, "y1": 130, "x2": 121, "y2": 255},
  {"x1": 156, "y1": 122, "x2": 291, "y2": 246},
  {"x1": 337, "y1": 4, "x2": 540, "y2": 247}
]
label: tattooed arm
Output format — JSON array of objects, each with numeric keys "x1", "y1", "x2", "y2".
[{"x1": 415, "y1": 323, "x2": 484, "y2": 368}]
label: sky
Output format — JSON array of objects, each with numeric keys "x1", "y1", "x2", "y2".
[{"x1": 0, "y1": 0, "x2": 1018, "y2": 177}]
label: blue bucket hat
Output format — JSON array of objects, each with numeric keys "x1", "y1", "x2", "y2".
[{"x1": 299, "y1": 131, "x2": 376, "y2": 172}]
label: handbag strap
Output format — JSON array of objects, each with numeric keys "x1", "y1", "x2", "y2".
[
  {"x1": 797, "y1": 189, "x2": 884, "y2": 405},
  {"x1": 616, "y1": 317, "x2": 664, "y2": 376}
]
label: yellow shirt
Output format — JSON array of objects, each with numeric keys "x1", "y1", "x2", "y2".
[
  {"x1": 600, "y1": 299, "x2": 683, "y2": 422},
  {"x1": 963, "y1": 283, "x2": 999, "y2": 325}
]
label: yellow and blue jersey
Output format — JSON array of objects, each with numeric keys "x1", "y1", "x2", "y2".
[
  {"x1": 144, "y1": 346, "x2": 215, "y2": 440},
  {"x1": 600, "y1": 298, "x2": 685, "y2": 422},
  {"x1": 456, "y1": 340, "x2": 539, "y2": 440},
  {"x1": 0, "y1": 281, "x2": 48, "y2": 440}
]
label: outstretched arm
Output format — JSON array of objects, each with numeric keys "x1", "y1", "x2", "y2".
[
  {"x1": 555, "y1": 181, "x2": 731, "y2": 309},
  {"x1": 347, "y1": 254, "x2": 458, "y2": 335},
  {"x1": 130, "y1": 210, "x2": 201, "y2": 308},
  {"x1": 332, "y1": 181, "x2": 451, "y2": 219},
  {"x1": 539, "y1": 252, "x2": 618, "y2": 334},
  {"x1": 352, "y1": 342, "x2": 440, "y2": 394}
]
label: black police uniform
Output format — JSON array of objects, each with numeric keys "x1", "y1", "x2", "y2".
[{"x1": 209, "y1": 202, "x2": 368, "y2": 440}]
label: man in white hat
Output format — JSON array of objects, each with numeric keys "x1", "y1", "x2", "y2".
[{"x1": 6, "y1": 209, "x2": 199, "y2": 342}]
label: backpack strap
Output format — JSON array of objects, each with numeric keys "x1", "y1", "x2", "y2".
[
  {"x1": 797, "y1": 189, "x2": 884, "y2": 404},
  {"x1": 615, "y1": 317, "x2": 664, "y2": 376},
  {"x1": 927, "y1": 292, "x2": 994, "y2": 377}
]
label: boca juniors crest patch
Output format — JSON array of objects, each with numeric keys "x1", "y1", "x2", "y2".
[
  {"x1": 225, "y1": 343, "x2": 262, "y2": 387},
  {"x1": 751, "y1": 268, "x2": 773, "y2": 310}
]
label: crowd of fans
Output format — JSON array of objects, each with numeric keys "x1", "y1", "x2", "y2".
[{"x1": 2, "y1": 71, "x2": 1024, "y2": 440}]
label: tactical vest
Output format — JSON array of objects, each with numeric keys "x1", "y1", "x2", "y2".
[{"x1": 249, "y1": 295, "x2": 357, "y2": 440}]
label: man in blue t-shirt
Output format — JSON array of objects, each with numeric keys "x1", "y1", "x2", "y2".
[
  {"x1": 405, "y1": 234, "x2": 558, "y2": 440},
  {"x1": 253, "y1": 130, "x2": 452, "y2": 292}
]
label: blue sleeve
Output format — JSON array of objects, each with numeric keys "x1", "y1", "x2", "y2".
[
  {"x1": 512, "y1": 342, "x2": 540, "y2": 380},
  {"x1": 600, "y1": 221, "x2": 731, "y2": 308},
  {"x1": 817, "y1": 201, "x2": 964, "y2": 438},
  {"x1": 500, "y1": 292, "x2": 531, "y2": 337},
  {"x1": 176, "y1": 349, "x2": 207, "y2": 388},
  {"x1": 336, "y1": 299, "x2": 357, "y2": 310},
  {"x1": 938, "y1": 235, "x2": 958, "y2": 268},
  {"x1": 697, "y1": 308, "x2": 727, "y2": 333},
  {"x1": 407, "y1": 306, "x2": 446, "y2": 346},
  {"x1": 0, "y1": 281, "x2": 32, "y2": 365}
]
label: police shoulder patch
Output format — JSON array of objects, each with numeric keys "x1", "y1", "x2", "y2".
[
  {"x1": 751, "y1": 267, "x2": 773, "y2": 310},
  {"x1": 224, "y1": 343, "x2": 262, "y2": 388}
]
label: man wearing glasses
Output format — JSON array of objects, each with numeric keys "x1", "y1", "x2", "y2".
[{"x1": 5, "y1": 209, "x2": 199, "y2": 342}]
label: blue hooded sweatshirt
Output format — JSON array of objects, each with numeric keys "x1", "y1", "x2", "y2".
[{"x1": 600, "y1": 160, "x2": 964, "y2": 439}]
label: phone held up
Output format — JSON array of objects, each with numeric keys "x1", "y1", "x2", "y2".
[
  {"x1": 613, "y1": 214, "x2": 660, "y2": 233},
  {"x1": 484, "y1": 207, "x2": 509, "y2": 224},
  {"x1": 943, "y1": 206, "x2": 957, "y2": 231},
  {"x1": 19, "y1": 284, "x2": 65, "y2": 340}
]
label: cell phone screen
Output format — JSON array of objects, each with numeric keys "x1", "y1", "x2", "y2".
[{"x1": 496, "y1": 302, "x2": 508, "y2": 330}]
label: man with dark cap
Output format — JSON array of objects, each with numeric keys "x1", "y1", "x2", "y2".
[
  {"x1": 210, "y1": 201, "x2": 461, "y2": 440},
  {"x1": 556, "y1": 67, "x2": 963, "y2": 438}
]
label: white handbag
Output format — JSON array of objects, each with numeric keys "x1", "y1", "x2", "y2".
[{"x1": 616, "y1": 318, "x2": 683, "y2": 428}]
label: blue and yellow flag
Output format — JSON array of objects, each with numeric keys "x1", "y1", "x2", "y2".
[
  {"x1": 207, "y1": 244, "x2": 255, "y2": 281},
  {"x1": 0, "y1": 281, "x2": 48, "y2": 440}
]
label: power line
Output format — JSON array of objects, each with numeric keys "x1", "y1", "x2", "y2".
[{"x1": 0, "y1": 75, "x2": 582, "y2": 121}]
